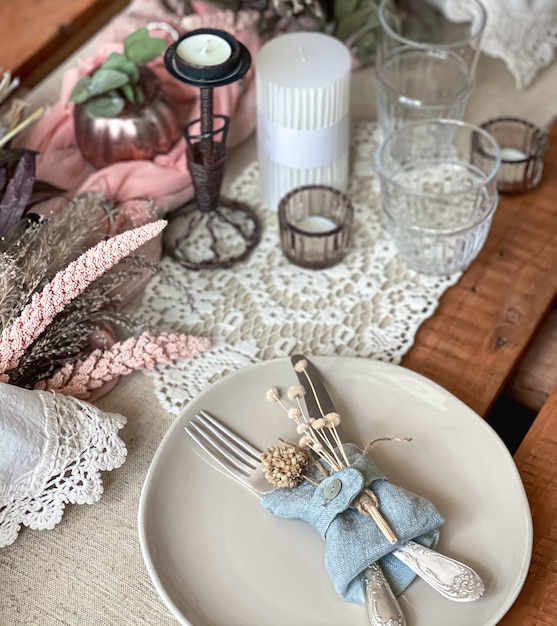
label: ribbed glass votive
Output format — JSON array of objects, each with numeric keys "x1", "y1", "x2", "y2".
[
  {"x1": 479, "y1": 117, "x2": 547, "y2": 195},
  {"x1": 278, "y1": 185, "x2": 353, "y2": 269}
]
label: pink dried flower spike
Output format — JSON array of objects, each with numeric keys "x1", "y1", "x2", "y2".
[
  {"x1": 0, "y1": 220, "x2": 166, "y2": 380},
  {"x1": 34, "y1": 332, "x2": 210, "y2": 399}
]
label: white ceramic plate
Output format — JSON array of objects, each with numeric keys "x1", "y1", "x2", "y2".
[{"x1": 138, "y1": 357, "x2": 532, "y2": 626}]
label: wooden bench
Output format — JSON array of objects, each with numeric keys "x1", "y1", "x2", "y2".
[
  {"x1": 498, "y1": 384, "x2": 557, "y2": 624},
  {"x1": 507, "y1": 304, "x2": 557, "y2": 411}
]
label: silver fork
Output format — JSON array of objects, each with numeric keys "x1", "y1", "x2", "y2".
[
  {"x1": 185, "y1": 409, "x2": 270, "y2": 495},
  {"x1": 185, "y1": 411, "x2": 485, "y2": 604},
  {"x1": 185, "y1": 409, "x2": 406, "y2": 626}
]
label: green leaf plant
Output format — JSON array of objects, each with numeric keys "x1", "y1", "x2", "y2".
[
  {"x1": 69, "y1": 28, "x2": 166, "y2": 118},
  {"x1": 332, "y1": 0, "x2": 380, "y2": 65}
]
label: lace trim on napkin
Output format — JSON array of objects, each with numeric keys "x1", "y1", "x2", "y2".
[
  {"x1": 445, "y1": 0, "x2": 557, "y2": 89},
  {"x1": 135, "y1": 121, "x2": 460, "y2": 415},
  {"x1": 0, "y1": 392, "x2": 126, "y2": 547}
]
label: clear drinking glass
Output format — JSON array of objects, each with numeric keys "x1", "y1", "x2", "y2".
[
  {"x1": 375, "y1": 0, "x2": 486, "y2": 140},
  {"x1": 376, "y1": 119, "x2": 500, "y2": 276}
]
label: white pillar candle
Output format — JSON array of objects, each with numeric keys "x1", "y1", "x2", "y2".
[
  {"x1": 296, "y1": 216, "x2": 337, "y2": 233},
  {"x1": 500, "y1": 147, "x2": 528, "y2": 161},
  {"x1": 256, "y1": 32, "x2": 351, "y2": 211},
  {"x1": 177, "y1": 33, "x2": 232, "y2": 67}
]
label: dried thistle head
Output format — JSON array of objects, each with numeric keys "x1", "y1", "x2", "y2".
[{"x1": 261, "y1": 443, "x2": 308, "y2": 488}]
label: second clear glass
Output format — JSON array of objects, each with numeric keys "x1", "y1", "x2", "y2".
[{"x1": 375, "y1": 0, "x2": 486, "y2": 139}]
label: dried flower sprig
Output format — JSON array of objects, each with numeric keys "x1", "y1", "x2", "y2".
[
  {"x1": 294, "y1": 358, "x2": 350, "y2": 466},
  {"x1": 0, "y1": 106, "x2": 44, "y2": 149},
  {"x1": 0, "y1": 69, "x2": 44, "y2": 148},
  {"x1": 267, "y1": 385, "x2": 345, "y2": 472},
  {"x1": 34, "y1": 332, "x2": 210, "y2": 399},
  {"x1": 0, "y1": 69, "x2": 20, "y2": 106},
  {"x1": 0, "y1": 192, "x2": 107, "y2": 328},
  {"x1": 0, "y1": 220, "x2": 166, "y2": 381},
  {"x1": 265, "y1": 360, "x2": 398, "y2": 544},
  {"x1": 2, "y1": 225, "x2": 146, "y2": 386},
  {"x1": 0, "y1": 188, "x2": 209, "y2": 397}
]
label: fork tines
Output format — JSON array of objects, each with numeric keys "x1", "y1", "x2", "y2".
[{"x1": 185, "y1": 410, "x2": 262, "y2": 478}]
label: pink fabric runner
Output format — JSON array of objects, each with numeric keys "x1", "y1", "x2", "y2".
[{"x1": 16, "y1": 0, "x2": 261, "y2": 218}]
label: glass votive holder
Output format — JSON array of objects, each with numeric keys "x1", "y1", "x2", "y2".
[
  {"x1": 478, "y1": 117, "x2": 547, "y2": 195},
  {"x1": 376, "y1": 119, "x2": 500, "y2": 276},
  {"x1": 278, "y1": 185, "x2": 353, "y2": 269}
]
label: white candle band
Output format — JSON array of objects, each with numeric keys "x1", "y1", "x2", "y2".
[{"x1": 257, "y1": 114, "x2": 350, "y2": 170}]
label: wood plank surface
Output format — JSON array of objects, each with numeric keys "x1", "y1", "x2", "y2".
[
  {"x1": 0, "y1": 0, "x2": 130, "y2": 87},
  {"x1": 498, "y1": 386, "x2": 557, "y2": 625},
  {"x1": 402, "y1": 125, "x2": 557, "y2": 418}
]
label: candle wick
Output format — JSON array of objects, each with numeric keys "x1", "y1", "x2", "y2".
[
  {"x1": 299, "y1": 46, "x2": 306, "y2": 62},
  {"x1": 200, "y1": 41, "x2": 210, "y2": 55}
]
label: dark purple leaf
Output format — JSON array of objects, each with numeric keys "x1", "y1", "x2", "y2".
[{"x1": 0, "y1": 151, "x2": 36, "y2": 237}]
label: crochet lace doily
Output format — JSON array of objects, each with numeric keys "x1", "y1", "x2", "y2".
[
  {"x1": 0, "y1": 389, "x2": 127, "y2": 547},
  {"x1": 135, "y1": 121, "x2": 460, "y2": 415}
]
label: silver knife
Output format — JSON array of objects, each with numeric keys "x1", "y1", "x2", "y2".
[
  {"x1": 290, "y1": 354, "x2": 485, "y2": 605},
  {"x1": 291, "y1": 354, "x2": 406, "y2": 626}
]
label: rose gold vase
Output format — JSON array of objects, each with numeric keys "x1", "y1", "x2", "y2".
[{"x1": 73, "y1": 67, "x2": 181, "y2": 170}]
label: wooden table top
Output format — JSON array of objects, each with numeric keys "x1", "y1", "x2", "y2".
[{"x1": 402, "y1": 124, "x2": 557, "y2": 418}]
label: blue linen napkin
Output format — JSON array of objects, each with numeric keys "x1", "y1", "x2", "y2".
[{"x1": 261, "y1": 443, "x2": 443, "y2": 604}]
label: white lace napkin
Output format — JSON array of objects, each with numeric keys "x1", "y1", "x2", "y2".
[
  {"x1": 445, "y1": 0, "x2": 557, "y2": 89},
  {"x1": 0, "y1": 383, "x2": 127, "y2": 547}
]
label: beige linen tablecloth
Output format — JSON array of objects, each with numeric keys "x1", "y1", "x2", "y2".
[{"x1": 2, "y1": 24, "x2": 557, "y2": 626}]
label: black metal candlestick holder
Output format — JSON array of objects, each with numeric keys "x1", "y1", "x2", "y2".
[{"x1": 164, "y1": 28, "x2": 261, "y2": 270}]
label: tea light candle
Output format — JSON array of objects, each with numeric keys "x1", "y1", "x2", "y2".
[
  {"x1": 296, "y1": 215, "x2": 337, "y2": 233},
  {"x1": 177, "y1": 33, "x2": 232, "y2": 67},
  {"x1": 256, "y1": 32, "x2": 351, "y2": 211},
  {"x1": 500, "y1": 147, "x2": 527, "y2": 161},
  {"x1": 165, "y1": 28, "x2": 251, "y2": 87}
]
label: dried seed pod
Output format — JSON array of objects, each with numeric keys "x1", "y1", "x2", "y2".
[{"x1": 261, "y1": 444, "x2": 308, "y2": 488}]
